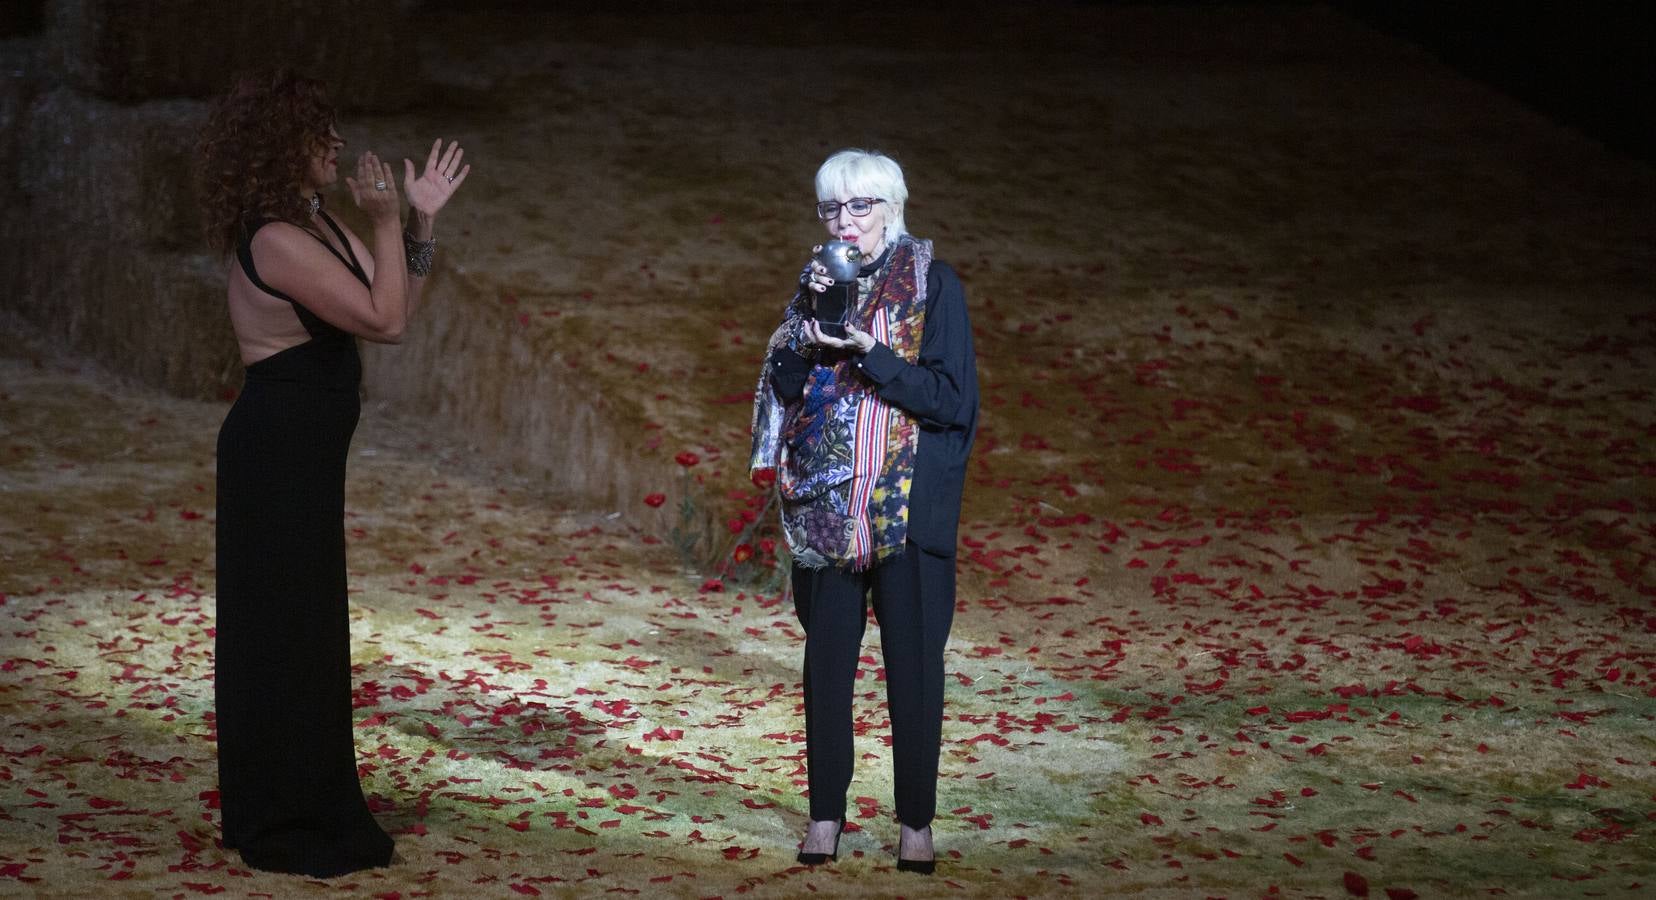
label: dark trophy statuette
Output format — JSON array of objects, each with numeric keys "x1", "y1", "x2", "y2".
[{"x1": 813, "y1": 240, "x2": 861, "y2": 339}]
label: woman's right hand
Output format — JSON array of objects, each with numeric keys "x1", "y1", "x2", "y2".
[{"x1": 345, "y1": 152, "x2": 400, "y2": 225}]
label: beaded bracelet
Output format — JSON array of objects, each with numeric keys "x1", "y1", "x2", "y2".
[
  {"x1": 404, "y1": 231, "x2": 436, "y2": 277},
  {"x1": 784, "y1": 316, "x2": 819, "y2": 359}
]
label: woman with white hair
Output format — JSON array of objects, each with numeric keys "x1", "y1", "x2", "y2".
[{"x1": 750, "y1": 148, "x2": 979, "y2": 874}]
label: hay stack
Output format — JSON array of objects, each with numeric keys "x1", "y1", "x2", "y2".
[
  {"x1": 2, "y1": 3, "x2": 699, "y2": 529},
  {"x1": 46, "y1": 0, "x2": 420, "y2": 109},
  {"x1": 0, "y1": 41, "x2": 45, "y2": 233},
  {"x1": 358, "y1": 280, "x2": 680, "y2": 522},
  {"x1": 3, "y1": 0, "x2": 425, "y2": 399},
  {"x1": 0, "y1": 85, "x2": 238, "y2": 399}
]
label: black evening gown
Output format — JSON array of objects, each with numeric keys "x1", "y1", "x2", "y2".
[{"x1": 214, "y1": 212, "x2": 394, "y2": 877}]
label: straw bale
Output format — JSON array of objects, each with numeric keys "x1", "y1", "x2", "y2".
[
  {"x1": 47, "y1": 0, "x2": 421, "y2": 109},
  {"x1": 356, "y1": 277, "x2": 694, "y2": 534},
  {"x1": 19, "y1": 86, "x2": 205, "y2": 246},
  {"x1": 2, "y1": 214, "x2": 239, "y2": 399},
  {"x1": 1, "y1": 85, "x2": 239, "y2": 399},
  {"x1": 0, "y1": 46, "x2": 48, "y2": 319},
  {"x1": 358, "y1": 274, "x2": 660, "y2": 515},
  {"x1": 0, "y1": 46, "x2": 42, "y2": 205}
]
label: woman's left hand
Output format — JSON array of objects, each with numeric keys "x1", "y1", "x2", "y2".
[
  {"x1": 403, "y1": 139, "x2": 471, "y2": 218},
  {"x1": 802, "y1": 319, "x2": 877, "y2": 354}
]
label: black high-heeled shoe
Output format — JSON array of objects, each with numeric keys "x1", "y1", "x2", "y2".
[
  {"x1": 896, "y1": 825, "x2": 935, "y2": 875},
  {"x1": 796, "y1": 818, "x2": 843, "y2": 865}
]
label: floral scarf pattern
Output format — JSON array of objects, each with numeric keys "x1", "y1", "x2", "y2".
[{"x1": 750, "y1": 236, "x2": 932, "y2": 569}]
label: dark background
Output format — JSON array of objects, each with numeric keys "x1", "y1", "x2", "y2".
[
  {"x1": 1337, "y1": 0, "x2": 1655, "y2": 163},
  {"x1": 5, "y1": 1, "x2": 1651, "y2": 161}
]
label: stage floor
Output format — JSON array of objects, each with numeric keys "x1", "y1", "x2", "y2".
[{"x1": 3, "y1": 3, "x2": 1654, "y2": 897}]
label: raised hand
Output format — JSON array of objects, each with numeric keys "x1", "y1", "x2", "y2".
[
  {"x1": 344, "y1": 151, "x2": 400, "y2": 224},
  {"x1": 403, "y1": 139, "x2": 470, "y2": 219}
]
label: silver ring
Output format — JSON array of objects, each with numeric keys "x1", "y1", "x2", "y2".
[
  {"x1": 374, "y1": 181, "x2": 387, "y2": 191},
  {"x1": 445, "y1": 174, "x2": 455, "y2": 184}
]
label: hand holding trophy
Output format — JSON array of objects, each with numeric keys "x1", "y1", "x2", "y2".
[{"x1": 812, "y1": 239, "x2": 861, "y2": 339}]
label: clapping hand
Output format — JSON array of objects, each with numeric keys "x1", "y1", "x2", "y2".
[
  {"x1": 345, "y1": 151, "x2": 400, "y2": 223},
  {"x1": 403, "y1": 139, "x2": 470, "y2": 219}
]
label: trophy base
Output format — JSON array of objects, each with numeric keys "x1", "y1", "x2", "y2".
[
  {"x1": 814, "y1": 281, "x2": 852, "y2": 341},
  {"x1": 815, "y1": 320, "x2": 848, "y2": 339}
]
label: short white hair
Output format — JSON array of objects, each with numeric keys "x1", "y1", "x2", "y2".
[{"x1": 815, "y1": 148, "x2": 908, "y2": 240}]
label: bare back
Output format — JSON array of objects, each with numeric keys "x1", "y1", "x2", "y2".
[{"x1": 227, "y1": 213, "x2": 378, "y2": 366}]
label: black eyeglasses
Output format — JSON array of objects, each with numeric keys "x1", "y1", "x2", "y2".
[{"x1": 816, "y1": 198, "x2": 885, "y2": 220}]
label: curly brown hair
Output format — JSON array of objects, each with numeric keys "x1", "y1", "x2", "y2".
[{"x1": 196, "y1": 70, "x2": 337, "y2": 255}]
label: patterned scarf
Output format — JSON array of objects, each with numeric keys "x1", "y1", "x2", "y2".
[{"x1": 750, "y1": 236, "x2": 932, "y2": 570}]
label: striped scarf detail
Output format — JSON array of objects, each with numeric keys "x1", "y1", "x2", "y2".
[{"x1": 750, "y1": 236, "x2": 931, "y2": 570}]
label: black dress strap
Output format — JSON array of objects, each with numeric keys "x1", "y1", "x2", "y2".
[
  {"x1": 315, "y1": 211, "x2": 370, "y2": 285},
  {"x1": 235, "y1": 219, "x2": 303, "y2": 306},
  {"x1": 236, "y1": 216, "x2": 369, "y2": 339}
]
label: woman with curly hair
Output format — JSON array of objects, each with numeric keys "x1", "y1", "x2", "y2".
[{"x1": 197, "y1": 69, "x2": 469, "y2": 877}]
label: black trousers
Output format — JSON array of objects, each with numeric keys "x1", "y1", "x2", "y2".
[{"x1": 792, "y1": 540, "x2": 956, "y2": 827}]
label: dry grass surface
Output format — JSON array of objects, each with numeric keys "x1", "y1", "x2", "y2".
[{"x1": 3, "y1": 4, "x2": 1655, "y2": 898}]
